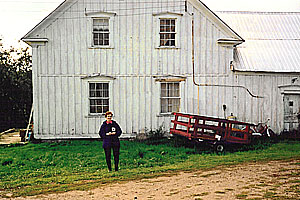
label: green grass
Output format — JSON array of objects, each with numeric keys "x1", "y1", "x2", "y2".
[{"x1": 0, "y1": 140, "x2": 300, "y2": 197}]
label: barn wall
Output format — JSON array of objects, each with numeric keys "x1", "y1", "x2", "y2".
[
  {"x1": 185, "y1": 73, "x2": 300, "y2": 134},
  {"x1": 29, "y1": 0, "x2": 293, "y2": 139}
]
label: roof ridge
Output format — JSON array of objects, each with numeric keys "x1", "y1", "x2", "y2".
[{"x1": 216, "y1": 11, "x2": 300, "y2": 15}]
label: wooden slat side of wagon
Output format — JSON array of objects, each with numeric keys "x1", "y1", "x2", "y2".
[{"x1": 170, "y1": 112, "x2": 256, "y2": 152}]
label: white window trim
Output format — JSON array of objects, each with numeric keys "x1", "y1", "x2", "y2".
[
  {"x1": 88, "y1": 81, "x2": 111, "y2": 116},
  {"x1": 159, "y1": 82, "x2": 181, "y2": 114},
  {"x1": 153, "y1": 12, "x2": 182, "y2": 49},
  {"x1": 84, "y1": 76, "x2": 114, "y2": 118},
  {"x1": 86, "y1": 11, "x2": 116, "y2": 49}
]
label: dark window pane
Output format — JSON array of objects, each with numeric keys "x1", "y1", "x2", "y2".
[
  {"x1": 171, "y1": 40, "x2": 175, "y2": 46},
  {"x1": 90, "y1": 83, "x2": 95, "y2": 90},
  {"x1": 103, "y1": 91, "x2": 109, "y2": 97},
  {"x1": 103, "y1": 99, "x2": 109, "y2": 106},
  {"x1": 160, "y1": 19, "x2": 166, "y2": 25},
  {"x1": 103, "y1": 106, "x2": 109, "y2": 113},
  {"x1": 103, "y1": 83, "x2": 108, "y2": 90},
  {"x1": 171, "y1": 25, "x2": 175, "y2": 32},
  {"x1": 171, "y1": 33, "x2": 175, "y2": 39},
  {"x1": 90, "y1": 91, "x2": 95, "y2": 97},
  {"x1": 90, "y1": 106, "x2": 96, "y2": 113},
  {"x1": 165, "y1": 26, "x2": 171, "y2": 32},
  {"x1": 96, "y1": 106, "x2": 103, "y2": 113},
  {"x1": 90, "y1": 100, "x2": 96, "y2": 105}
]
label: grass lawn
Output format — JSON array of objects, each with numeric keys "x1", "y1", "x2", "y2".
[{"x1": 0, "y1": 139, "x2": 300, "y2": 198}]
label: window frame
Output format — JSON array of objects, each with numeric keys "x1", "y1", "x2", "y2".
[
  {"x1": 153, "y1": 12, "x2": 182, "y2": 49},
  {"x1": 160, "y1": 82, "x2": 181, "y2": 114},
  {"x1": 159, "y1": 18, "x2": 177, "y2": 47},
  {"x1": 86, "y1": 11, "x2": 116, "y2": 49},
  {"x1": 92, "y1": 18, "x2": 110, "y2": 47},
  {"x1": 88, "y1": 82, "x2": 110, "y2": 115}
]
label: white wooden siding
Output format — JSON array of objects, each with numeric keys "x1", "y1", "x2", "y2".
[{"x1": 28, "y1": 0, "x2": 295, "y2": 139}]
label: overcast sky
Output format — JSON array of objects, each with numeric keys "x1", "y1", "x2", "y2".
[{"x1": 0, "y1": 0, "x2": 299, "y2": 47}]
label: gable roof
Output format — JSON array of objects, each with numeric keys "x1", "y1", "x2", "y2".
[
  {"x1": 217, "y1": 11, "x2": 300, "y2": 73},
  {"x1": 193, "y1": 0, "x2": 244, "y2": 41},
  {"x1": 22, "y1": 0, "x2": 243, "y2": 43},
  {"x1": 22, "y1": 0, "x2": 73, "y2": 40}
]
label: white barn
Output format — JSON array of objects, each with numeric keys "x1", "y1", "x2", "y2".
[{"x1": 22, "y1": 0, "x2": 300, "y2": 139}]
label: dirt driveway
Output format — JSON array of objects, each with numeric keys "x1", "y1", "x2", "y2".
[{"x1": 9, "y1": 159, "x2": 300, "y2": 200}]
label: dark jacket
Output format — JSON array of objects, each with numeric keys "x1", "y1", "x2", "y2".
[{"x1": 99, "y1": 120, "x2": 122, "y2": 148}]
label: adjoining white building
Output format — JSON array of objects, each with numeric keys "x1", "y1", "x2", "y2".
[
  {"x1": 22, "y1": 0, "x2": 300, "y2": 139},
  {"x1": 217, "y1": 11, "x2": 300, "y2": 133}
]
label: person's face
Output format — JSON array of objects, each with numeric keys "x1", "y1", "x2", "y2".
[{"x1": 106, "y1": 115, "x2": 112, "y2": 122}]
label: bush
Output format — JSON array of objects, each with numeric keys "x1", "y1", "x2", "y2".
[{"x1": 142, "y1": 125, "x2": 168, "y2": 145}]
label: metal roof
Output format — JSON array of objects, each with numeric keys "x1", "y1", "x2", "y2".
[{"x1": 216, "y1": 11, "x2": 300, "y2": 72}]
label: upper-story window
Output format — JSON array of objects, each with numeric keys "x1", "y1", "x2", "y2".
[
  {"x1": 93, "y1": 18, "x2": 109, "y2": 46},
  {"x1": 153, "y1": 12, "x2": 182, "y2": 49},
  {"x1": 86, "y1": 11, "x2": 116, "y2": 48},
  {"x1": 160, "y1": 19, "x2": 176, "y2": 47}
]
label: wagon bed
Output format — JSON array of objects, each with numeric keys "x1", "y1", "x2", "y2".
[{"x1": 170, "y1": 112, "x2": 256, "y2": 151}]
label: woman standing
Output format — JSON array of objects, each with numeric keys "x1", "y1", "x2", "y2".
[{"x1": 99, "y1": 111, "x2": 122, "y2": 171}]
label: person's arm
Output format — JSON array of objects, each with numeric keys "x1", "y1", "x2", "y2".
[
  {"x1": 115, "y1": 122, "x2": 122, "y2": 137},
  {"x1": 99, "y1": 124, "x2": 105, "y2": 138}
]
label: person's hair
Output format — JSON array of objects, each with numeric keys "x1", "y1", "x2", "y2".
[{"x1": 105, "y1": 111, "x2": 113, "y2": 117}]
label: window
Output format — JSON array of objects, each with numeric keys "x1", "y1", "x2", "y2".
[
  {"x1": 161, "y1": 82, "x2": 180, "y2": 113},
  {"x1": 89, "y1": 83, "x2": 109, "y2": 114},
  {"x1": 159, "y1": 19, "x2": 176, "y2": 47},
  {"x1": 93, "y1": 18, "x2": 109, "y2": 46}
]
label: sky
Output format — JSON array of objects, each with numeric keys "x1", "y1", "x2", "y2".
[{"x1": 0, "y1": 0, "x2": 299, "y2": 48}]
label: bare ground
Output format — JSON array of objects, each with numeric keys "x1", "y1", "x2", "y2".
[{"x1": 7, "y1": 159, "x2": 300, "y2": 200}]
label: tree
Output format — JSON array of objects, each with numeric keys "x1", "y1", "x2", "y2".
[{"x1": 0, "y1": 42, "x2": 32, "y2": 132}]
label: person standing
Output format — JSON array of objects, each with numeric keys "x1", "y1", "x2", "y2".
[{"x1": 99, "y1": 111, "x2": 122, "y2": 171}]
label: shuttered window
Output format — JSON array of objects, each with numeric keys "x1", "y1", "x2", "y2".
[
  {"x1": 89, "y1": 83, "x2": 109, "y2": 114},
  {"x1": 93, "y1": 18, "x2": 109, "y2": 46},
  {"x1": 160, "y1": 82, "x2": 180, "y2": 113}
]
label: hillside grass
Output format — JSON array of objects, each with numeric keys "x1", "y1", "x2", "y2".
[{"x1": 0, "y1": 139, "x2": 300, "y2": 198}]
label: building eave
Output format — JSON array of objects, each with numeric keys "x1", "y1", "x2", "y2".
[
  {"x1": 217, "y1": 38, "x2": 245, "y2": 46},
  {"x1": 21, "y1": 38, "x2": 48, "y2": 46}
]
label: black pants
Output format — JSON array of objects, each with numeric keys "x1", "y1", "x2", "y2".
[{"x1": 104, "y1": 146, "x2": 120, "y2": 171}]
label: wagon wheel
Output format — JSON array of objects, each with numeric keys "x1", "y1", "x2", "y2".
[{"x1": 215, "y1": 143, "x2": 225, "y2": 153}]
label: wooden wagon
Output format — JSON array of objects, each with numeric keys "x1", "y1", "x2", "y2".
[{"x1": 170, "y1": 112, "x2": 258, "y2": 152}]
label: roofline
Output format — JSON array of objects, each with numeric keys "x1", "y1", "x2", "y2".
[
  {"x1": 233, "y1": 69, "x2": 300, "y2": 74},
  {"x1": 22, "y1": 0, "x2": 245, "y2": 43},
  {"x1": 217, "y1": 38, "x2": 244, "y2": 46},
  {"x1": 22, "y1": 0, "x2": 68, "y2": 39},
  {"x1": 22, "y1": 38, "x2": 48, "y2": 46},
  {"x1": 216, "y1": 11, "x2": 300, "y2": 15},
  {"x1": 22, "y1": 38, "x2": 48, "y2": 42},
  {"x1": 195, "y1": 0, "x2": 245, "y2": 42}
]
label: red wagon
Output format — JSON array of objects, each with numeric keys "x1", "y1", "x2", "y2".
[{"x1": 170, "y1": 112, "x2": 260, "y2": 152}]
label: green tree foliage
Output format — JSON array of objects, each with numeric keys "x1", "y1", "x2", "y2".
[{"x1": 0, "y1": 42, "x2": 32, "y2": 132}]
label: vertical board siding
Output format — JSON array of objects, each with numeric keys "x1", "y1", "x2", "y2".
[{"x1": 32, "y1": 0, "x2": 295, "y2": 138}]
